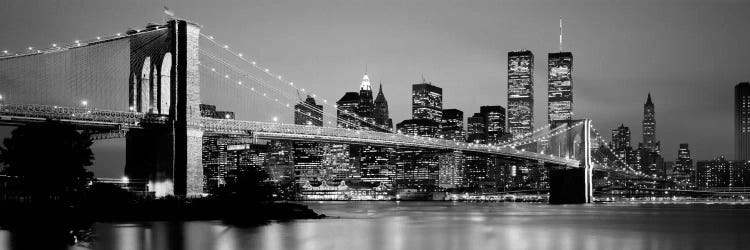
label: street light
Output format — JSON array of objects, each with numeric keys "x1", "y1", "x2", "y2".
[
  {"x1": 81, "y1": 100, "x2": 88, "y2": 107},
  {"x1": 272, "y1": 116, "x2": 278, "y2": 122}
]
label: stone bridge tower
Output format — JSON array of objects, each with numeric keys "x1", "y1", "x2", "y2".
[{"x1": 125, "y1": 19, "x2": 203, "y2": 197}]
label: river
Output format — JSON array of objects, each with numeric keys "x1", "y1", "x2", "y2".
[{"x1": 1, "y1": 202, "x2": 749, "y2": 250}]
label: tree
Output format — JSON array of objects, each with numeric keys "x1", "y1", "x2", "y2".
[
  {"x1": 218, "y1": 167, "x2": 275, "y2": 201},
  {"x1": 0, "y1": 121, "x2": 94, "y2": 197}
]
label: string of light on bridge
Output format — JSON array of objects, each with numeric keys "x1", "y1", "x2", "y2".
[
  {"x1": 198, "y1": 50, "x2": 373, "y2": 129},
  {"x1": 198, "y1": 32, "x2": 393, "y2": 132},
  {"x1": 0, "y1": 27, "x2": 166, "y2": 59}
]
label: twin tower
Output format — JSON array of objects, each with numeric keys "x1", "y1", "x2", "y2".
[{"x1": 507, "y1": 50, "x2": 573, "y2": 138}]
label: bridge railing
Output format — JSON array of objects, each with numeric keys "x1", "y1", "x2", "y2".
[{"x1": 0, "y1": 103, "x2": 149, "y2": 126}]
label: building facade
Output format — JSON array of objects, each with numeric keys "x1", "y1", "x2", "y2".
[
  {"x1": 735, "y1": 82, "x2": 750, "y2": 161},
  {"x1": 642, "y1": 93, "x2": 659, "y2": 152},
  {"x1": 696, "y1": 156, "x2": 732, "y2": 188},
  {"x1": 611, "y1": 124, "x2": 631, "y2": 160},
  {"x1": 295, "y1": 95, "x2": 323, "y2": 126},
  {"x1": 441, "y1": 108, "x2": 465, "y2": 141},
  {"x1": 547, "y1": 52, "x2": 573, "y2": 124},
  {"x1": 412, "y1": 81, "x2": 443, "y2": 123},
  {"x1": 293, "y1": 97, "x2": 325, "y2": 186},
  {"x1": 467, "y1": 113, "x2": 486, "y2": 143},
  {"x1": 480, "y1": 105, "x2": 507, "y2": 144},
  {"x1": 673, "y1": 143, "x2": 694, "y2": 187},
  {"x1": 508, "y1": 50, "x2": 534, "y2": 138},
  {"x1": 373, "y1": 84, "x2": 393, "y2": 130}
]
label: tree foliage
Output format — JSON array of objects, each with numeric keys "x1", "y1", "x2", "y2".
[{"x1": 0, "y1": 121, "x2": 94, "y2": 196}]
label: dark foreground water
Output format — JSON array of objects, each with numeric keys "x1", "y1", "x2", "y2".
[{"x1": 2, "y1": 202, "x2": 749, "y2": 250}]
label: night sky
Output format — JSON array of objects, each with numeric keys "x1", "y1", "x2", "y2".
[{"x1": 1, "y1": 0, "x2": 749, "y2": 177}]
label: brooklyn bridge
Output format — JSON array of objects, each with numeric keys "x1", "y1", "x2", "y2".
[{"x1": 0, "y1": 19, "x2": 655, "y2": 203}]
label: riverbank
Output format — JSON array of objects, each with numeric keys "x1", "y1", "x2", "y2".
[{"x1": 0, "y1": 199, "x2": 324, "y2": 229}]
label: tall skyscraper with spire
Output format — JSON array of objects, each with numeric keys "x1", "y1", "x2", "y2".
[
  {"x1": 508, "y1": 50, "x2": 534, "y2": 138},
  {"x1": 548, "y1": 18, "x2": 573, "y2": 124},
  {"x1": 357, "y1": 72, "x2": 375, "y2": 125},
  {"x1": 642, "y1": 93, "x2": 658, "y2": 152}
]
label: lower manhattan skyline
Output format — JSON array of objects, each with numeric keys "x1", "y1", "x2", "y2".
[
  {"x1": 1, "y1": 0, "x2": 750, "y2": 249},
  {"x1": 2, "y1": 0, "x2": 749, "y2": 176}
]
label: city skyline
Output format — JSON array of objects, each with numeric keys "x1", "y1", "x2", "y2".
[{"x1": 1, "y1": 0, "x2": 749, "y2": 178}]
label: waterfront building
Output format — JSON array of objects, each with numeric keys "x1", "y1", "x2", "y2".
[
  {"x1": 395, "y1": 119, "x2": 441, "y2": 191},
  {"x1": 438, "y1": 151, "x2": 464, "y2": 189},
  {"x1": 696, "y1": 155, "x2": 732, "y2": 188},
  {"x1": 673, "y1": 143, "x2": 694, "y2": 187},
  {"x1": 293, "y1": 96, "x2": 324, "y2": 186}
]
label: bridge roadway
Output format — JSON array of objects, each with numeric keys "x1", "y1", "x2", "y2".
[{"x1": 0, "y1": 104, "x2": 580, "y2": 167}]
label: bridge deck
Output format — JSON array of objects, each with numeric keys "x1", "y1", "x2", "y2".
[{"x1": 0, "y1": 104, "x2": 580, "y2": 167}]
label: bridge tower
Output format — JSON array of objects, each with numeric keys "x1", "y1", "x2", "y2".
[
  {"x1": 547, "y1": 119, "x2": 593, "y2": 204},
  {"x1": 125, "y1": 19, "x2": 203, "y2": 197}
]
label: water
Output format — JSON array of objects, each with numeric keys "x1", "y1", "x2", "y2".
[{"x1": 2, "y1": 202, "x2": 749, "y2": 250}]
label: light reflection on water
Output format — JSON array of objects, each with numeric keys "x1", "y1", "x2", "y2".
[{"x1": 1, "y1": 202, "x2": 749, "y2": 250}]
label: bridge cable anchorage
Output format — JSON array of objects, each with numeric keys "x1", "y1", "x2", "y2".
[{"x1": 198, "y1": 32, "x2": 392, "y2": 132}]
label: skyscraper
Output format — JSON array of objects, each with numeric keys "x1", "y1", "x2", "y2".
[
  {"x1": 466, "y1": 113, "x2": 487, "y2": 143},
  {"x1": 547, "y1": 52, "x2": 573, "y2": 124},
  {"x1": 480, "y1": 105, "x2": 506, "y2": 144},
  {"x1": 466, "y1": 113, "x2": 486, "y2": 143},
  {"x1": 395, "y1": 119, "x2": 441, "y2": 191},
  {"x1": 336, "y1": 92, "x2": 360, "y2": 129},
  {"x1": 294, "y1": 95, "x2": 323, "y2": 126},
  {"x1": 508, "y1": 50, "x2": 534, "y2": 138},
  {"x1": 735, "y1": 82, "x2": 750, "y2": 161},
  {"x1": 696, "y1": 155, "x2": 731, "y2": 188},
  {"x1": 441, "y1": 109, "x2": 465, "y2": 141},
  {"x1": 673, "y1": 143, "x2": 694, "y2": 187},
  {"x1": 611, "y1": 124, "x2": 631, "y2": 160},
  {"x1": 373, "y1": 83, "x2": 393, "y2": 130},
  {"x1": 642, "y1": 93, "x2": 659, "y2": 152},
  {"x1": 412, "y1": 79, "x2": 443, "y2": 123},
  {"x1": 293, "y1": 96, "x2": 324, "y2": 186},
  {"x1": 357, "y1": 73, "x2": 375, "y2": 126}
]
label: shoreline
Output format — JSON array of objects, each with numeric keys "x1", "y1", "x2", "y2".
[{"x1": 0, "y1": 200, "x2": 325, "y2": 230}]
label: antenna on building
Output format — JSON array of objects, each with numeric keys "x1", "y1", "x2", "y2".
[{"x1": 559, "y1": 17, "x2": 563, "y2": 51}]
